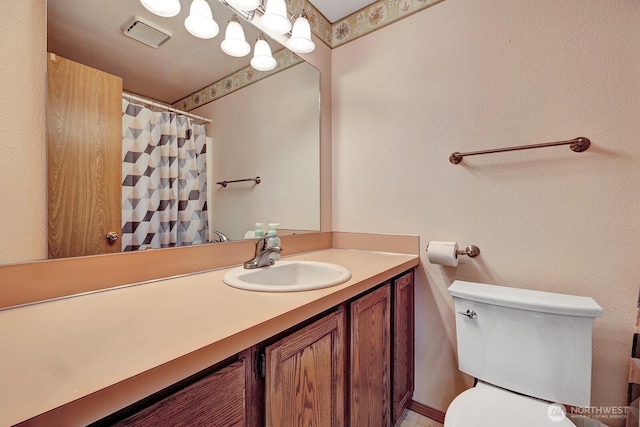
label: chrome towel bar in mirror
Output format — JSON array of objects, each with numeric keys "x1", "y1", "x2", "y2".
[{"x1": 216, "y1": 176, "x2": 261, "y2": 187}]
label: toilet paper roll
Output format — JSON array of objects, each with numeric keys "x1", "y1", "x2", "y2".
[{"x1": 427, "y1": 241, "x2": 459, "y2": 267}]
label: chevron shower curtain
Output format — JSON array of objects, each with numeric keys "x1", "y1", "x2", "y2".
[{"x1": 121, "y1": 99, "x2": 209, "y2": 251}]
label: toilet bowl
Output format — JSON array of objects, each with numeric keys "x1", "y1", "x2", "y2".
[
  {"x1": 445, "y1": 280, "x2": 603, "y2": 427},
  {"x1": 444, "y1": 382, "x2": 576, "y2": 427}
]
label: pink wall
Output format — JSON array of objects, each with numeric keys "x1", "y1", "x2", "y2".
[
  {"x1": 0, "y1": 0, "x2": 47, "y2": 264},
  {"x1": 332, "y1": 0, "x2": 640, "y2": 424},
  {"x1": 4, "y1": 0, "x2": 640, "y2": 424}
]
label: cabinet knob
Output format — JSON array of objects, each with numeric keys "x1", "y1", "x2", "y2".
[{"x1": 105, "y1": 231, "x2": 119, "y2": 243}]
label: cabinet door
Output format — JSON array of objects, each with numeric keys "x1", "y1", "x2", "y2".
[
  {"x1": 47, "y1": 53, "x2": 123, "y2": 258},
  {"x1": 350, "y1": 284, "x2": 392, "y2": 427},
  {"x1": 115, "y1": 358, "x2": 248, "y2": 427},
  {"x1": 265, "y1": 308, "x2": 346, "y2": 427},
  {"x1": 393, "y1": 270, "x2": 415, "y2": 423}
]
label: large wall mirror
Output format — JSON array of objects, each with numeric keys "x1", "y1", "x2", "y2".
[{"x1": 43, "y1": 0, "x2": 320, "y2": 260}]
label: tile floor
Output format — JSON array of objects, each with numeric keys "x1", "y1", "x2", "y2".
[{"x1": 397, "y1": 409, "x2": 444, "y2": 427}]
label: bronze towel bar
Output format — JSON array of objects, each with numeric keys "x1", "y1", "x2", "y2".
[
  {"x1": 216, "y1": 176, "x2": 261, "y2": 187},
  {"x1": 449, "y1": 137, "x2": 590, "y2": 165}
]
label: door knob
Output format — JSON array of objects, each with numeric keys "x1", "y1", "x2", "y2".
[{"x1": 105, "y1": 231, "x2": 119, "y2": 243}]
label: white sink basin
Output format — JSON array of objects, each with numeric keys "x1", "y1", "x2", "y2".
[{"x1": 223, "y1": 261, "x2": 351, "y2": 292}]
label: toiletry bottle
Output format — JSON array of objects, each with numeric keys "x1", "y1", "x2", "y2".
[
  {"x1": 266, "y1": 223, "x2": 281, "y2": 261},
  {"x1": 255, "y1": 223, "x2": 264, "y2": 239}
]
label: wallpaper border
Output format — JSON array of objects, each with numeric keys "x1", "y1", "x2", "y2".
[
  {"x1": 175, "y1": 0, "x2": 445, "y2": 111},
  {"x1": 174, "y1": 48, "x2": 303, "y2": 112},
  {"x1": 330, "y1": 0, "x2": 445, "y2": 47}
]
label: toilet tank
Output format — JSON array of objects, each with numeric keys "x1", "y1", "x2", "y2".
[{"x1": 448, "y1": 281, "x2": 603, "y2": 407}]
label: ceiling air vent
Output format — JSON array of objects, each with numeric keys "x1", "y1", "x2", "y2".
[{"x1": 122, "y1": 16, "x2": 171, "y2": 48}]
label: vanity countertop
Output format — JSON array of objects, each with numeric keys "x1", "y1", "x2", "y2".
[{"x1": 0, "y1": 248, "x2": 418, "y2": 426}]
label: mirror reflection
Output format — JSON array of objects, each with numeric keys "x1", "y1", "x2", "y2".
[{"x1": 44, "y1": 0, "x2": 320, "y2": 259}]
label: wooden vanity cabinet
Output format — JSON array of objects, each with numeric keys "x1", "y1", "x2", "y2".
[
  {"x1": 265, "y1": 270, "x2": 415, "y2": 427},
  {"x1": 102, "y1": 349, "x2": 258, "y2": 427},
  {"x1": 264, "y1": 307, "x2": 346, "y2": 426},
  {"x1": 392, "y1": 270, "x2": 415, "y2": 424},
  {"x1": 93, "y1": 269, "x2": 414, "y2": 427},
  {"x1": 350, "y1": 283, "x2": 392, "y2": 427},
  {"x1": 348, "y1": 271, "x2": 415, "y2": 427}
]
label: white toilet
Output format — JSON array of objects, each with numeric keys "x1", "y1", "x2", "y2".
[{"x1": 445, "y1": 280, "x2": 604, "y2": 427}]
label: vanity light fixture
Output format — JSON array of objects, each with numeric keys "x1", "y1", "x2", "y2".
[
  {"x1": 285, "y1": 10, "x2": 315, "y2": 53},
  {"x1": 224, "y1": 0, "x2": 260, "y2": 12},
  {"x1": 184, "y1": 0, "x2": 220, "y2": 39},
  {"x1": 140, "y1": 0, "x2": 181, "y2": 17},
  {"x1": 139, "y1": 0, "x2": 315, "y2": 56},
  {"x1": 250, "y1": 34, "x2": 277, "y2": 71},
  {"x1": 221, "y1": 15, "x2": 251, "y2": 57},
  {"x1": 260, "y1": 0, "x2": 291, "y2": 35}
]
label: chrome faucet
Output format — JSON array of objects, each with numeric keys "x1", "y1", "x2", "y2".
[
  {"x1": 244, "y1": 236, "x2": 282, "y2": 269},
  {"x1": 212, "y1": 230, "x2": 229, "y2": 243}
]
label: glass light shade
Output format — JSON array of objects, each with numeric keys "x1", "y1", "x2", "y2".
[
  {"x1": 260, "y1": 0, "x2": 291, "y2": 35},
  {"x1": 225, "y1": 0, "x2": 260, "y2": 11},
  {"x1": 184, "y1": 0, "x2": 220, "y2": 39},
  {"x1": 140, "y1": 0, "x2": 181, "y2": 17},
  {"x1": 286, "y1": 16, "x2": 315, "y2": 53},
  {"x1": 221, "y1": 18, "x2": 251, "y2": 57},
  {"x1": 250, "y1": 38, "x2": 277, "y2": 71}
]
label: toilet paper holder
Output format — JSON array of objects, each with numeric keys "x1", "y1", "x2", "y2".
[{"x1": 426, "y1": 243, "x2": 481, "y2": 258}]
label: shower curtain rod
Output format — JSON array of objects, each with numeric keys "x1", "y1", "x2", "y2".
[{"x1": 122, "y1": 92, "x2": 212, "y2": 124}]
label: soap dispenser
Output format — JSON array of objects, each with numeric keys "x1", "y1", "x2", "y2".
[
  {"x1": 254, "y1": 223, "x2": 264, "y2": 239},
  {"x1": 266, "y1": 223, "x2": 281, "y2": 261}
]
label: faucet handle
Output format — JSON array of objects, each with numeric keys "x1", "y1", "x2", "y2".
[{"x1": 254, "y1": 236, "x2": 269, "y2": 254}]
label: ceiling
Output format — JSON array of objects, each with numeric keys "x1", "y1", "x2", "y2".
[
  {"x1": 48, "y1": 0, "x2": 261, "y2": 104},
  {"x1": 47, "y1": 0, "x2": 376, "y2": 104},
  {"x1": 311, "y1": 0, "x2": 377, "y2": 23}
]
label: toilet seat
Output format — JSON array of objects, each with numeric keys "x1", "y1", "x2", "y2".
[{"x1": 444, "y1": 382, "x2": 576, "y2": 427}]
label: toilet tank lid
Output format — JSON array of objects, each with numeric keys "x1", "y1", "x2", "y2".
[{"x1": 448, "y1": 281, "x2": 604, "y2": 318}]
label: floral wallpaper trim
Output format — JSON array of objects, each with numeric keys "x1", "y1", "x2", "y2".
[
  {"x1": 331, "y1": 0, "x2": 446, "y2": 47},
  {"x1": 173, "y1": 48, "x2": 304, "y2": 112},
  {"x1": 298, "y1": 0, "x2": 446, "y2": 48},
  {"x1": 175, "y1": 0, "x2": 447, "y2": 111}
]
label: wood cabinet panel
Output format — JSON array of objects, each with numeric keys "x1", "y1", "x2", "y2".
[
  {"x1": 47, "y1": 53, "x2": 123, "y2": 259},
  {"x1": 114, "y1": 358, "x2": 247, "y2": 427},
  {"x1": 93, "y1": 269, "x2": 414, "y2": 427},
  {"x1": 350, "y1": 284, "x2": 392, "y2": 427},
  {"x1": 265, "y1": 308, "x2": 346, "y2": 427},
  {"x1": 393, "y1": 270, "x2": 415, "y2": 424}
]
